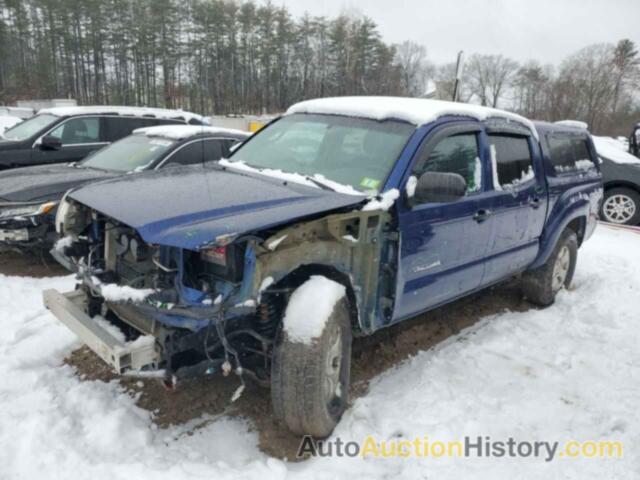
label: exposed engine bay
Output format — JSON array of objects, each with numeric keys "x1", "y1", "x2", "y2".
[{"x1": 52, "y1": 194, "x2": 397, "y2": 386}]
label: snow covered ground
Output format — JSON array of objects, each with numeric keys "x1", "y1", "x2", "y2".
[{"x1": 1, "y1": 225, "x2": 639, "y2": 479}]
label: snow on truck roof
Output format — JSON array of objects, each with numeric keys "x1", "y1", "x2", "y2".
[
  {"x1": 133, "y1": 124, "x2": 250, "y2": 140},
  {"x1": 287, "y1": 96, "x2": 539, "y2": 139},
  {"x1": 37, "y1": 105, "x2": 204, "y2": 123}
]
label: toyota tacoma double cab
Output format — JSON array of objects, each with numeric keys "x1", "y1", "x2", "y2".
[{"x1": 44, "y1": 97, "x2": 603, "y2": 438}]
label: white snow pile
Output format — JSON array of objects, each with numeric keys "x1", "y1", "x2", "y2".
[
  {"x1": 219, "y1": 159, "x2": 365, "y2": 196},
  {"x1": 2, "y1": 225, "x2": 640, "y2": 478},
  {"x1": 555, "y1": 120, "x2": 589, "y2": 129},
  {"x1": 37, "y1": 105, "x2": 205, "y2": 124},
  {"x1": 288, "y1": 96, "x2": 539, "y2": 140},
  {"x1": 593, "y1": 136, "x2": 640, "y2": 165},
  {"x1": 53, "y1": 235, "x2": 74, "y2": 253},
  {"x1": 97, "y1": 281, "x2": 155, "y2": 303},
  {"x1": 283, "y1": 275, "x2": 346, "y2": 344},
  {"x1": 362, "y1": 188, "x2": 400, "y2": 211},
  {"x1": 134, "y1": 125, "x2": 249, "y2": 140}
]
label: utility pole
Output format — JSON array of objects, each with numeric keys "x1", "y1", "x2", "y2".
[{"x1": 452, "y1": 50, "x2": 465, "y2": 102}]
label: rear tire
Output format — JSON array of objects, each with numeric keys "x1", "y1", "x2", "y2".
[
  {"x1": 600, "y1": 187, "x2": 640, "y2": 225},
  {"x1": 522, "y1": 229, "x2": 577, "y2": 306},
  {"x1": 271, "y1": 293, "x2": 352, "y2": 438}
]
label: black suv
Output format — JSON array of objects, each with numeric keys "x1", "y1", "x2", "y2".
[{"x1": 0, "y1": 106, "x2": 204, "y2": 170}]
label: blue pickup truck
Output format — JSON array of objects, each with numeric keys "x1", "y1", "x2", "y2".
[{"x1": 44, "y1": 97, "x2": 602, "y2": 437}]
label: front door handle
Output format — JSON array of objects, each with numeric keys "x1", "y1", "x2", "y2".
[{"x1": 473, "y1": 209, "x2": 492, "y2": 223}]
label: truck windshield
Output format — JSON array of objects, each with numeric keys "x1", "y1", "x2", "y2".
[
  {"x1": 81, "y1": 134, "x2": 176, "y2": 172},
  {"x1": 228, "y1": 114, "x2": 414, "y2": 192},
  {"x1": 2, "y1": 114, "x2": 59, "y2": 141}
]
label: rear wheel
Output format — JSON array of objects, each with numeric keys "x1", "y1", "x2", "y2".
[
  {"x1": 522, "y1": 229, "x2": 577, "y2": 306},
  {"x1": 271, "y1": 290, "x2": 352, "y2": 438},
  {"x1": 600, "y1": 187, "x2": 640, "y2": 225}
]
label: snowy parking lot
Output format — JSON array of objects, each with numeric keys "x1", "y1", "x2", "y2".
[{"x1": 0, "y1": 224, "x2": 638, "y2": 479}]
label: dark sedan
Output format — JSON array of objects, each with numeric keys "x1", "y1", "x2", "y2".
[{"x1": 0, "y1": 125, "x2": 249, "y2": 250}]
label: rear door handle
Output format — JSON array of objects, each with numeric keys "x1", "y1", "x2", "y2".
[
  {"x1": 530, "y1": 197, "x2": 541, "y2": 209},
  {"x1": 473, "y1": 209, "x2": 492, "y2": 223}
]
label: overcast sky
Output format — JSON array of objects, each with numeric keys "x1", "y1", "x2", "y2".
[{"x1": 279, "y1": 0, "x2": 640, "y2": 65}]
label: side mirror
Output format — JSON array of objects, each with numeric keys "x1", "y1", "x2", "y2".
[
  {"x1": 413, "y1": 171, "x2": 467, "y2": 204},
  {"x1": 39, "y1": 135, "x2": 62, "y2": 151}
]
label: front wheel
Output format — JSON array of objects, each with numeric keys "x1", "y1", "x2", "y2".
[
  {"x1": 600, "y1": 187, "x2": 640, "y2": 225},
  {"x1": 271, "y1": 283, "x2": 352, "y2": 438},
  {"x1": 522, "y1": 229, "x2": 578, "y2": 306}
]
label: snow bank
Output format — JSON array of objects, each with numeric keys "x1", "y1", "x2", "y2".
[
  {"x1": 2, "y1": 226, "x2": 640, "y2": 478},
  {"x1": 593, "y1": 136, "x2": 640, "y2": 165},
  {"x1": 362, "y1": 188, "x2": 400, "y2": 211},
  {"x1": 283, "y1": 276, "x2": 346, "y2": 344},
  {"x1": 38, "y1": 106, "x2": 204, "y2": 124},
  {"x1": 288, "y1": 96, "x2": 539, "y2": 140},
  {"x1": 134, "y1": 125, "x2": 249, "y2": 140}
]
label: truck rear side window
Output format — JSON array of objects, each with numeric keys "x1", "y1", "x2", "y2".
[
  {"x1": 488, "y1": 134, "x2": 534, "y2": 187},
  {"x1": 548, "y1": 135, "x2": 595, "y2": 173}
]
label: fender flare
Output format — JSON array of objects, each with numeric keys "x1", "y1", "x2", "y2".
[{"x1": 530, "y1": 199, "x2": 589, "y2": 269}]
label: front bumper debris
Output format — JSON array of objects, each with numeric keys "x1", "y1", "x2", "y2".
[{"x1": 43, "y1": 288, "x2": 160, "y2": 374}]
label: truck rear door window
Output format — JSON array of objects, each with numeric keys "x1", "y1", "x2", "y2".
[
  {"x1": 488, "y1": 134, "x2": 534, "y2": 188},
  {"x1": 548, "y1": 135, "x2": 596, "y2": 173}
]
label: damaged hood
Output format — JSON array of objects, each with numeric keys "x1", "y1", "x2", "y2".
[
  {"x1": 69, "y1": 165, "x2": 367, "y2": 250},
  {"x1": 0, "y1": 163, "x2": 117, "y2": 203}
]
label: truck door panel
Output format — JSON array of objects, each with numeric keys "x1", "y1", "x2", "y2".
[
  {"x1": 394, "y1": 123, "x2": 493, "y2": 321},
  {"x1": 481, "y1": 133, "x2": 547, "y2": 285}
]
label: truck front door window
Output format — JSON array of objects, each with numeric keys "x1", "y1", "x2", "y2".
[{"x1": 414, "y1": 133, "x2": 481, "y2": 200}]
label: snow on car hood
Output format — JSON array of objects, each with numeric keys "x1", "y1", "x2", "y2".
[
  {"x1": 68, "y1": 165, "x2": 367, "y2": 250},
  {"x1": 593, "y1": 136, "x2": 640, "y2": 165}
]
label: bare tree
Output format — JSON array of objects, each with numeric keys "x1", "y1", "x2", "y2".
[
  {"x1": 466, "y1": 54, "x2": 518, "y2": 107},
  {"x1": 611, "y1": 39, "x2": 639, "y2": 115},
  {"x1": 395, "y1": 40, "x2": 431, "y2": 96}
]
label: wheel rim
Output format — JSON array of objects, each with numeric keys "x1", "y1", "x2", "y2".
[
  {"x1": 324, "y1": 325, "x2": 343, "y2": 409},
  {"x1": 552, "y1": 245, "x2": 571, "y2": 292},
  {"x1": 603, "y1": 194, "x2": 636, "y2": 224}
]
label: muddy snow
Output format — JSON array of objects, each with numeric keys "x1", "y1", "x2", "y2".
[{"x1": 0, "y1": 225, "x2": 639, "y2": 479}]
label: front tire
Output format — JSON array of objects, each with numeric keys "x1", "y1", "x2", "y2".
[
  {"x1": 600, "y1": 187, "x2": 640, "y2": 225},
  {"x1": 271, "y1": 293, "x2": 352, "y2": 438},
  {"x1": 522, "y1": 229, "x2": 577, "y2": 306}
]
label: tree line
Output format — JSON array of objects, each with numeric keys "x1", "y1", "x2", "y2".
[{"x1": 0, "y1": 0, "x2": 638, "y2": 135}]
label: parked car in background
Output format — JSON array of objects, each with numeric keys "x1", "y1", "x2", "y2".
[
  {"x1": 0, "y1": 125, "x2": 249, "y2": 251},
  {"x1": 593, "y1": 135, "x2": 640, "y2": 225},
  {"x1": 630, "y1": 123, "x2": 640, "y2": 158},
  {"x1": 0, "y1": 106, "x2": 205, "y2": 170},
  {"x1": 45, "y1": 97, "x2": 602, "y2": 438}
]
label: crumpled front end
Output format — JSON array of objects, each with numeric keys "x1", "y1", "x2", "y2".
[{"x1": 46, "y1": 193, "x2": 397, "y2": 385}]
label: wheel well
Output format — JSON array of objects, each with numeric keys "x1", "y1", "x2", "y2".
[
  {"x1": 263, "y1": 264, "x2": 360, "y2": 332},
  {"x1": 604, "y1": 182, "x2": 640, "y2": 196},
  {"x1": 566, "y1": 217, "x2": 586, "y2": 246}
]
